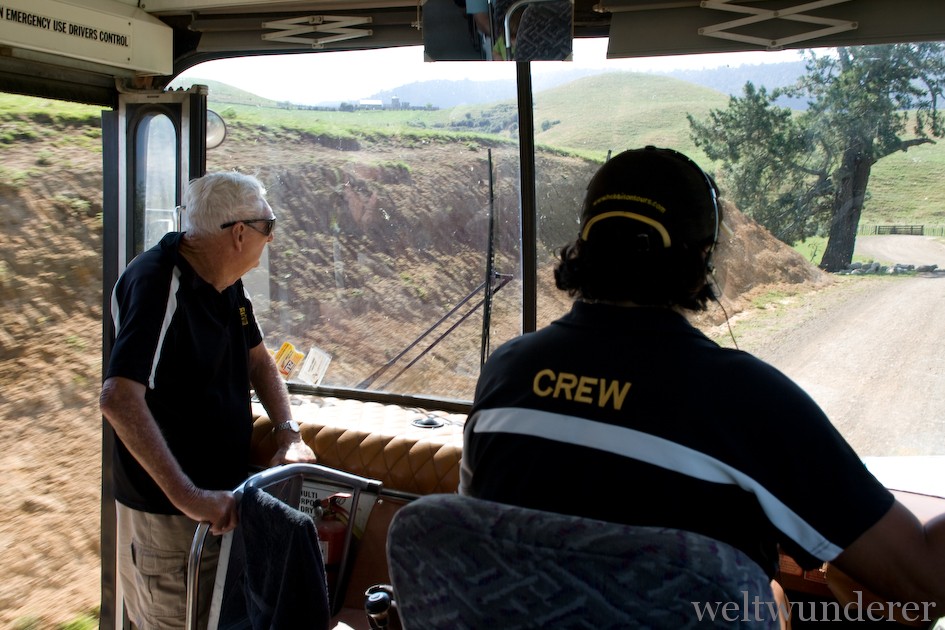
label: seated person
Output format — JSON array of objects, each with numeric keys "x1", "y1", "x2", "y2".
[
  {"x1": 460, "y1": 146, "x2": 945, "y2": 621},
  {"x1": 464, "y1": 0, "x2": 492, "y2": 39}
]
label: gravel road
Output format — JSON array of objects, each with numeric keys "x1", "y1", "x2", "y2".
[
  {"x1": 731, "y1": 235, "x2": 945, "y2": 457},
  {"x1": 855, "y1": 234, "x2": 945, "y2": 269}
]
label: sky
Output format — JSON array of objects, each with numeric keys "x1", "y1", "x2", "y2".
[{"x1": 176, "y1": 37, "x2": 808, "y2": 105}]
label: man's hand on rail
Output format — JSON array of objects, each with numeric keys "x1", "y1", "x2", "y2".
[{"x1": 178, "y1": 487, "x2": 239, "y2": 536}]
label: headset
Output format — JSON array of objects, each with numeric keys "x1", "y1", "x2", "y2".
[
  {"x1": 653, "y1": 147, "x2": 739, "y2": 347},
  {"x1": 649, "y1": 146, "x2": 720, "y2": 255}
]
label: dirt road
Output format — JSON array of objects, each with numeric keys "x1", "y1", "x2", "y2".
[
  {"x1": 855, "y1": 234, "x2": 945, "y2": 268},
  {"x1": 735, "y1": 235, "x2": 945, "y2": 457}
]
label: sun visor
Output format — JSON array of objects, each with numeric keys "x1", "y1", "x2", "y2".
[{"x1": 0, "y1": 0, "x2": 172, "y2": 75}]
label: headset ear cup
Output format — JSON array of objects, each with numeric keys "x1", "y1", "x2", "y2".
[
  {"x1": 706, "y1": 248, "x2": 725, "y2": 301},
  {"x1": 672, "y1": 245, "x2": 707, "y2": 299}
]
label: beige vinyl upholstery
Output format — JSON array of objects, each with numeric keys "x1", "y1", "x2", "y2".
[
  {"x1": 249, "y1": 396, "x2": 465, "y2": 626},
  {"x1": 250, "y1": 396, "x2": 465, "y2": 495}
]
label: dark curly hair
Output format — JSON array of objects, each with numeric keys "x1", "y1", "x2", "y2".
[{"x1": 553, "y1": 227, "x2": 718, "y2": 311}]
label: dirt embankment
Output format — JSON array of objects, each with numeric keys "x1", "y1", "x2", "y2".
[
  {"x1": 0, "y1": 158, "x2": 105, "y2": 625},
  {"x1": 0, "y1": 119, "x2": 829, "y2": 627}
]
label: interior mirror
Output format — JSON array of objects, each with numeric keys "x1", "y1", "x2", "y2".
[{"x1": 423, "y1": 0, "x2": 573, "y2": 61}]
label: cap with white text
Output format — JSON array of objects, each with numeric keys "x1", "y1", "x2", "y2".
[{"x1": 580, "y1": 146, "x2": 719, "y2": 251}]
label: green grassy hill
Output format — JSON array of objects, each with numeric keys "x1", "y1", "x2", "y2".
[
  {"x1": 418, "y1": 72, "x2": 730, "y2": 163},
  {"x1": 531, "y1": 72, "x2": 729, "y2": 162},
  {"x1": 862, "y1": 141, "x2": 945, "y2": 225},
  {"x1": 173, "y1": 78, "x2": 280, "y2": 106},
  {"x1": 3, "y1": 70, "x2": 945, "y2": 228}
]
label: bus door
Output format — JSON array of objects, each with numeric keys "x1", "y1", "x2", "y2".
[{"x1": 100, "y1": 85, "x2": 209, "y2": 629}]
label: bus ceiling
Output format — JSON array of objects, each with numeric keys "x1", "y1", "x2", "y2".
[{"x1": 1, "y1": 0, "x2": 945, "y2": 108}]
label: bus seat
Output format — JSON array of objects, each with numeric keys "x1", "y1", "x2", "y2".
[
  {"x1": 249, "y1": 398, "x2": 464, "y2": 495},
  {"x1": 387, "y1": 494, "x2": 780, "y2": 629},
  {"x1": 186, "y1": 463, "x2": 383, "y2": 630},
  {"x1": 507, "y1": 0, "x2": 572, "y2": 61}
]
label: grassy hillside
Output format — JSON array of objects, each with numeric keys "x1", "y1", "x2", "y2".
[
  {"x1": 863, "y1": 141, "x2": 945, "y2": 225},
  {"x1": 189, "y1": 72, "x2": 730, "y2": 163},
  {"x1": 190, "y1": 71, "x2": 945, "y2": 229},
  {"x1": 174, "y1": 78, "x2": 281, "y2": 106},
  {"x1": 3, "y1": 70, "x2": 945, "y2": 228},
  {"x1": 423, "y1": 72, "x2": 730, "y2": 163},
  {"x1": 531, "y1": 72, "x2": 729, "y2": 162}
]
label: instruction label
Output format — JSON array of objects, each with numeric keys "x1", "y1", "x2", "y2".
[
  {"x1": 299, "y1": 483, "x2": 322, "y2": 518},
  {"x1": 0, "y1": 0, "x2": 168, "y2": 71},
  {"x1": 1, "y1": 5, "x2": 129, "y2": 46}
]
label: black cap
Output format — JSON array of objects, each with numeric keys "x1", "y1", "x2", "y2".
[{"x1": 580, "y1": 146, "x2": 719, "y2": 250}]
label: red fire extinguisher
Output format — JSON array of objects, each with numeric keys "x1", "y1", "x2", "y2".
[{"x1": 315, "y1": 492, "x2": 351, "y2": 596}]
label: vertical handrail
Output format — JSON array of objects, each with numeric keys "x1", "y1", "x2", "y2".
[
  {"x1": 481, "y1": 148, "x2": 496, "y2": 367},
  {"x1": 185, "y1": 522, "x2": 212, "y2": 630}
]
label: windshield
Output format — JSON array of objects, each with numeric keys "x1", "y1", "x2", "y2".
[{"x1": 175, "y1": 39, "x2": 945, "y2": 463}]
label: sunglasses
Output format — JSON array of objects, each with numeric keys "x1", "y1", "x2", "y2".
[{"x1": 220, "y1": 218, "x2": 276, "y2": 237}]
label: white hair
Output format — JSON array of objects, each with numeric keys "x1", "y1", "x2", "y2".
[{"x1": 180, "y1": 172, "x2": 268, "y2": 238}]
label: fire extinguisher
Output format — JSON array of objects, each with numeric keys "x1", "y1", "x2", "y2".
[{"x1": 315, "y1": 492, "x2": 351, "y2": 596}]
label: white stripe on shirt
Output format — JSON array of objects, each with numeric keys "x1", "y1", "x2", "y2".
[
  {"x1": 148, "y1": 266, "x2": 181, "y2": 390},
  {"x1": 471, "y1": 406, "x2": 843, "y2": 561}
]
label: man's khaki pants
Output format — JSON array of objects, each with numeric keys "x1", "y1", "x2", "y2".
[{"x1": 116, "y1": 502, "x2": 221, "y2": 630}]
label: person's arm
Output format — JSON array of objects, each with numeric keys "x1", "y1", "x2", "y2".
[
  {"x1": 99, "y1": 376, "x2": 238, "y2": 535},
  {"x1": 248, "y1": 342, "x2": 317, "y2": 466},
  {"x1": 832, "y1": 500, "x2": 945, "y2": 621}
]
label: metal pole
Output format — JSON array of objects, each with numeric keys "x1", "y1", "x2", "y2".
[
  {"x1": 516, "y1": 60, "x2": 538, "y2": 333},
  {"x1": 481, "y1": 149, "x2": 496, "y2": 366}
]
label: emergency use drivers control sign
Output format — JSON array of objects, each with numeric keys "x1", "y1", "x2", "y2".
[{"x1": 0, "y1": 0, "x2": 171, "y2": 74}]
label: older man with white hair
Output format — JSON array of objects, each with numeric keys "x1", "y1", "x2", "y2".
[{"x1": 100, "y1": 171, "x2": 316, "y2": 629}]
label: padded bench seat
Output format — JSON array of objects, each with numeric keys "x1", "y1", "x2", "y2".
[{"x1": 250, "y1": 395, "x2": 465, "y2": 495}]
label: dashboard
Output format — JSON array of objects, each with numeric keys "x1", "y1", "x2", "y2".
[{"x1": 777, "y1": 458, "x2": 945, "y2": 628}]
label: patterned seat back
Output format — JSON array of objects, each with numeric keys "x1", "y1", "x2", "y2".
[{"x1": 387, "y1": 493, "x2": 780, "y2": 629}]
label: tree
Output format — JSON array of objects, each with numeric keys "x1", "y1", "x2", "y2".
[
  {"x1": 688, "y1": 82, "x2": 828, "y2": 245},
  {"x1": 689, "y1": 44, "x2": 945, "y2": 272}
]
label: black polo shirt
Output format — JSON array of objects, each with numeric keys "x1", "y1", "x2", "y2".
[
  {"x1": 106, "y1": 232, "x2": 263, "y2": 514},
  {"x1": 462, "y1": 301, "x2": 893, "y2": 576}
]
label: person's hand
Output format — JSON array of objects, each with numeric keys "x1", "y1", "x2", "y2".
[
  {"x1": 177, "y1": 488, "x2": 239, "y2": 536},
  {"x1": 269, "y1": 437, "x2": 317, "y2": 468},
  {"x1": 824, "y1": 564, "x2": 929, "y2": 627}
]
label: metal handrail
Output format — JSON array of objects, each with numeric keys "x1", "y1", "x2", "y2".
[
  {"x1": 502, "y1": 0, "x2": 564, "y2": 59},
  {"x1": 185, "y1": 522, "x2": 213, "y2": 630},
  {"x1": 185, "y1": 463, "x2": 382, "y2": 629}
]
